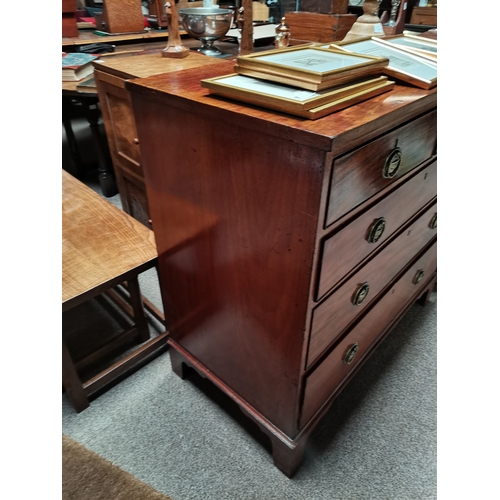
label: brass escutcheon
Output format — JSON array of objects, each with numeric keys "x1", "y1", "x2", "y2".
[
  {"x1": 429, "y1": 213, "x2": 437, "y2": 230},
  {"x1": 343, "y1": 343, "x2": 359, "y2": 364},
  {"x1": 352, "y1": 282, "x2": 370, "y2": 305},
  {"x1": 413, "y1": 269, "x2": 425, "y2": 285},
  {"x1": 367, "y1": 217, "x2": 386, "y2": 243},
  {"x1": 383, "y1": 147, "x2": 402, "y2": 178}
]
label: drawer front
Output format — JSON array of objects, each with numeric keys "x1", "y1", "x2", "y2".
[
  {"x1": 317, "y1": 160, "x2": 436, "y2": 300},
  {"x1": 326, "y1": 110, "x2": 436, "y2": 227},
  {"x1": 98, "y1": 80, "x2": 143, "y2": 177},
  {"x1": 301, "y1": 241, "x2": 437, "y2": 427},
  {"x1": 308, "y1": 201, "x2": 436, "y2": 367}
]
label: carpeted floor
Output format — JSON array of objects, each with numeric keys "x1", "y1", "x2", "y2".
[{"x1": 62, "y1": 434, "x2": 173, "y2": 500}]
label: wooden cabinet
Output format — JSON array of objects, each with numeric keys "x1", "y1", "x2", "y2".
[
  {"x1": 93, "y1": 52, "x2": 222, "y2": 227},
  {"x1": 410, "y1": 6, "x2": 437, "y2": 26},
  {"x1": 126, "y1": 61, "x2": 437, "y2": 477}
]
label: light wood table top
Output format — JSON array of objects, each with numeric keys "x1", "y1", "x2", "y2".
[
  {"x1": 62, "y1": 170, "x2": 158, "y2": 311},
  {"x1": 62, "y1": 29, "x2": 177, "y2": 47}
]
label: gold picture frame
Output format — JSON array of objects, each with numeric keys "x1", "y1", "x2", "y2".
[
  {"x1": 234, "y1": 45, "x2": 389, "y2": 91},
  {"x1": 330, "y1": 37, "x2": 437, "y2": 90},
  {"x1": 381, "y1": 34, "x2": 437, "y2": 61},
  {"x1": 201, "y1": 73, "x2": 395, "y2": 120}
]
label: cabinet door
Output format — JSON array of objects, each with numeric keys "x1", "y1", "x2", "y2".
[{"x1": 95, "y1": 72, "x2": 151, "y2": 228}]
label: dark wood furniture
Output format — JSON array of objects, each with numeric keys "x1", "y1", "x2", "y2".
[
  {"x1": 63, "y1": 0, "x2": 79, "y2": 37},
  {"x1": 126, "y1": 60, "x2": 437, "y2": 477},
  {"x1": 93, "y1": 50, "x2": 225, "y2": 227},
  {"x1": 126, "y1": 60, "x2": 437, "y2": 476},
  {"x1": 410, "y1": 6, "x2": 437, "y2": 26},
  {"x1": 62, "y1": 82, "x2": 117, "y2": 197},
  {"x1": 94, "y1": 0, "x2": 145, "y2": 34},
  {"x1": 62, "y1": 169, "x2": 168, "y2": 413},
  {"x1": 284, "y1": 11, "x2": 357, "y2": 43}
]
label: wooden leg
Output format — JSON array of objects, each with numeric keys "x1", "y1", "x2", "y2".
[
  {"x1": 169, "y1": 348, "x2": 187, "y2": 379},
  {"x1": 127, "y1": 276, "x2": 151, "y2": 343},
  {"x1": 62, "y1": 339, "x2": 89, "y2": 413},
  {"x1": 417, "y1": 274, "x2": 437, "y2": 306},
  {"x1": 62, "y1": 97, "x2": 83, "y2": 176},
  {"x1": 268, "y1": 433, "x2": 307, "y2": 478},
  {"x1": 83, "y1": 99, "x2": 118, "y2": 197}
]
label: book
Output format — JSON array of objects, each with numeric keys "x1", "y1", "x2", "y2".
[
  {"x1": 62, "y1": 53, "x2": 99, "y2": 82},
  {"x1": 76, "y1": 75, "x2": 97, "y2": 94}
]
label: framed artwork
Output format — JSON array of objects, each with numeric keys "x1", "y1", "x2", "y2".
[
  {"x1": 201, "y1": 73, "x2": 394, "y2": 119},
  {"x1": 330, "y1": 38, "x2": 437, "y2": 89},
  {"x1": 382, "y1": 34, "x2": 437, "y2": 60},
  {"x1": 235, "y1": 46, "x2": 389, "y2": 91}
]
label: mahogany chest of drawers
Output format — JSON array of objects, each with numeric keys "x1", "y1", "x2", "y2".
[{"x1": 126, "y1": 60, "x2": 437, "y2": 477}]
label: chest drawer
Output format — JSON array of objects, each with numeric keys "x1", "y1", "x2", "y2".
[
  {"x1": 308, "y1": 201, "x2": 436, "y2": 368},
  {"x1": 326, "y1": 110, "x2": 436, "y2": 227},
  {"x1": 301, "y1": 240, "x2": 437, "y2": 427},
  {"x1": 97, "y1": 77, "x2": 142, "y2": 177},
  {"x1": 317, "y1": 160, "x2": 436, "y2": 300}
]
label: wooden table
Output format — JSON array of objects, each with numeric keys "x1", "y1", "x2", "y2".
[
  {"x1": 62, "y1": 29, "x2": 174, "y2": 49},
  {"x1": 62, "y1": 169, "x2": 168, "y2": 412}
]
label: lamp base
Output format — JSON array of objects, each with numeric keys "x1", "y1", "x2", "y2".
[
  {"x1": 342, "y1": 0, "x2": 385, "y2": 43},
  {"x1": 343, "y1": 21, "x2": 385, "y2": 42}
]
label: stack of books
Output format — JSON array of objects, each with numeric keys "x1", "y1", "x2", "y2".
[
  {"x1": 62, "y1": 52, "x2": 99, "y2": 82},
  {"x1": 201, "y1": 45, "x2": 394, "y2": 120}
]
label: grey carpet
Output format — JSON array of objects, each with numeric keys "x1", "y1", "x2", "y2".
[{"x1": 62, "y1": 147, "x2": 436, "y2": 498}]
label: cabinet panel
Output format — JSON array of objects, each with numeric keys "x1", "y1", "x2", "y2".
[
  {"x1": 318, "y1": 160, "x2": 436, "y2": 299},
  {"x1": 301, "y1": 241, "x2": 437, "y2": 427},
  {"x1": 326, "y1": 110, "x2": 437, "y2": 226}
]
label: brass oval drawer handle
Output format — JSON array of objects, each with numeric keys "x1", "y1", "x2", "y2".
[
  {"x1": 413, "y1": 269, "x2": 425, "y2": 285},
  {"x1": 343, "y1": 343, "x2": 359, "y2": 364},
  {"x1": 429, "y1": 213, "x2": 437, "y2": 230},
  {"x1": 352, "y1": 282, "x2": 370, "y2": 306},
  {"x1": 383, "y1": 147, "x2": 403, "y2": 179},
  {"x1": 367, "y1": 217, "x2": 386, "y2": 243},
  {"x1": 133, "y1": 138, "x2": 140, "y2": 144}
]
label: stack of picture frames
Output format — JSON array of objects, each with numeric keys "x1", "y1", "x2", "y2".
[
  {"x1": 327, "y1": 33, "x2": 437, "y2": 90},
  {"x1": 201, "y1": 45, "x2": 395, "y2": 120},
  {"x1": 201, "y1": 33, "x2": 436, "y2": 120}
]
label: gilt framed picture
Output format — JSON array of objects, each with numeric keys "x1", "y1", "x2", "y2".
[
  {"x1": 201, "y1": 73, "x2": 394, "y2": 119},
  {"x1": 330, "y1": 37, "x2": 437, "y2": 89},
  {"x1": 381, "y1": 34, "x2": 437, "y2": 61},
  {"x1": 235, "y1": 46, "x2": 388, "y2": 91}
]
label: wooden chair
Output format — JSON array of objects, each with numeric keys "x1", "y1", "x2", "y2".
[{"x1": 62, "y1": 169, "x2": 168, "y2": 412}]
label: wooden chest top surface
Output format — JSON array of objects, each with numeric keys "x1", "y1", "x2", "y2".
[{"x1": 126, "y1": 60, "x2": 437, "y2": 152}]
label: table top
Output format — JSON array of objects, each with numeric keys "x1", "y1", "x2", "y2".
[
  {"x1": 62, "y1": 29, "x2": 174, "y2": 47},
  {"x1": 62, "y1": 170, "x2": 158, "y2": 310}
]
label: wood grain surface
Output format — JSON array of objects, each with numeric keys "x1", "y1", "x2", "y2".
[{"x1": 62, "y1": 170, "x2": 157, "y2": 310}]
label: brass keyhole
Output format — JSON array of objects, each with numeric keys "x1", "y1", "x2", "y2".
[
  {"x1": 367, "y1": 217, "x2": 386, "y2": 244},
  {"x1": 429, "y1": 213, "x2": 437, "y2": 230},
  {"x1": 343, "y1": 343, "x2": 359, "y2": 364},
  {"x1": 352, "y1": 282, "x2": 370, "y2": 306},
  {"x1": 383, "y1": 147, "x2": 402, "y2": 179},
  {"x1": 413, "y1": 269, "x2": 425, "y2": 285}
]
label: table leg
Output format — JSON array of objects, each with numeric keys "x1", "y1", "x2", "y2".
[
  {"x1": 62, "y1": 339, "x2": 89, "y2": 413},
  {"x1": 127, "y1": 276, "x2": 151, "y2": 343},
  {"x1": 84, "y1": 100, "x2": 118, "y2": 198},
  {"x1": 62, "y1": 97, "x2": 84, "y2": 176}
]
